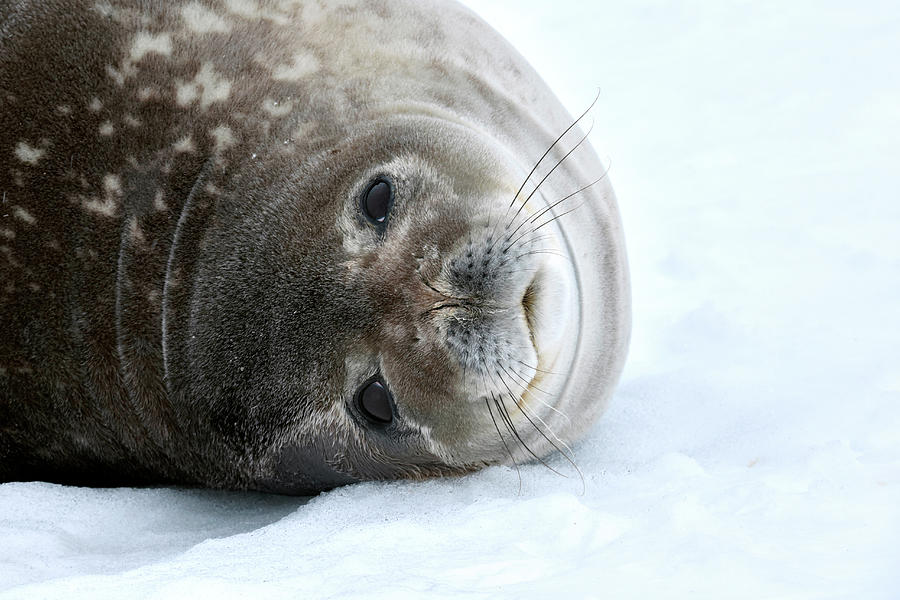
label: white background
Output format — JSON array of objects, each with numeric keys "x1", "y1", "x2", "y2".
[{"x1": 2, "y1": 1, "x2": 898, "y2": 597}]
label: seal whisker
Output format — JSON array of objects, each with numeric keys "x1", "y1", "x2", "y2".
[
  {"x1": 496, "y1": 233, "x2": 557, "y2": 262},
  {"x1": 496, "y1": 361, "x2": 554, "y2": 399},
  {"x1": 515, "y1": 359, "x2": 565, "y2": 377},
  {"x1": 504, "y1": 201, "x2": 586, "y2": 252},
  {"x1": 496, "y1": 366, "x2": 571, "y2": 451},
  {"x1": 493, "y1": 367, "x2": 583, "y2": 490},
  {"x1": 485, "y1": 394, "x2": 522, "y2": 494},
  {"x1": 510, "y1": 383, "x2": 572, "y2": 424},
  {"x1": 526, "y1": 162, "x2": 611, "y2": 231},
  {"x1": 484, "y1": 369, "x2": 529, "y2": 461},
  {"x1": 495, "y1": 393, "x2": 567, "y2": 478},
  {"x1": 502, "y1": 119, "x2": 595, "y2": 237},
  {"x1": 500, "y1": 136, "x2": 600, "y2": 257},
  {"x1": 489, "y1": 389, "x2": 531, "y2": 463},
  {"x1": 497, "y1": 249, "x2": 573, "y2": 270},
  {"x1": 528, "y1": 202, "x2": 587, "y2": 236},
  {"x1": 500, "y1": 232, "x2": 556, "y2": 254},
  {"x1": 516, "y1": 395, "x2": 578, "y2": 460},
  {"x1": 517, "y1": 399, "x2": 585, "y2": 494},
  {"x1": 495, "y1": 368, "x2": 580, "y2": 478},
  {"x1": 491, "y1": 389, "x2": 523, "y2": 456},
  {"x1": 504, "y1": 232, "x2": 555, "y2": 244},
  {"x1": 487, "y1": 89, "x2": 602, "y2": 248},
  {"x1": 490, "y1": 368, "x2": 557, "y2": 468}
]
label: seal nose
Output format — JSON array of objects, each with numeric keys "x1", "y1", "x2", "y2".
[
  {"x1": 521, "y1": 275, "x2": 539, "y2": 335},
  {"x1": 412, "y1": 227, "x2": 541, "y2": 397},
  {"x1": 443, "y1": 228, "x2": 538, "y2": 305}
]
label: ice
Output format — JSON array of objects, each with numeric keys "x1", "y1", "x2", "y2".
[{"x1": 2, "y1": 1, "x2": 898, "y2": 597}]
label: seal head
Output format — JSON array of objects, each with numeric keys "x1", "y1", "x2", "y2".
[{"x1": 0, "y1": 0, "x2": 630, "y2": 493}]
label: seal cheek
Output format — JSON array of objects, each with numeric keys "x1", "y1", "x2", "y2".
[{"x1": 256, "y1": 443, "x2": 359, "y2": 495}]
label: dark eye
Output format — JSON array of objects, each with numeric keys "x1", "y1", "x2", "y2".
[
  {"x1": 362, "y1": 178, "x2": 392, "y2": 224},
  {"x1": 356, "y1": 378, "x2": 394, "y2": 424}
]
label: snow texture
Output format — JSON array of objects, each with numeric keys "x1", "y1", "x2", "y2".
[{"x1": 2, "y1": 1, "x2": 899, "y2": 597}]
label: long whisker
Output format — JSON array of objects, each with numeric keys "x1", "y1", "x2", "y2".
[
  {"x1": 517, "y1": 400, "x2": 585, "y2": 494},
  {"x1": 497, "y1": 366, "x2": 575, "y2": 455},
  {"x1": 508, "y1": 88, "x2": 601, "y2": 212},
  {"x1": 505, "y1": 201, "x2": 585, "y2": 251},
  {"x1": 488, "y1": 368, "x2": 559, "y2": 476},
  {"x1": 484, "y1": 396, "x2": 521, "y2": 491},
  {"x1": 517, "y1": 397, "x2": 578, "y2": 463},
  {"x1": 499, "y1": 361, "x2": 554, "y2": 398},
  {"x1": 529, "y1": 202, "x2": 586, "y2": 235},
  {"x1": 516, "y1": 359, "x2": 565, "y2": 377},
  {"x1": 488, "y1": 89, "x2": 602, "y2": 250},
  {"x1": 501, "y1": 160, "x2": 612, "y2": 262},
  {"x1": 497, "y1": 249, "x2": 573, "y2": 270},
  {"x1": 504, "y1": 163, "x2": 611, "y2": 257},
  {"x1": 527, "y1": 162, "x2": 611, "y2": 227},
  {"x1": 497, "y1": 373, "x2": 584, "y2": 486},
  {"x1": 486, "y1": 392, "x2": 521, "y2": 494},
  {"x1": 508, "y1": 232, "x2": 556, "y2": 247},
  {"x1": 495, "y1": 392, "x2": 566, "y2": 477},
  {"x1": 503, "y1": 119, "x2": 595, "y2": 240},
  {"x1": 510, "y1": 381, "x2": 571, "y2": 423},
  {"x1": 494, "y1": 368, "x2": 584, "y2": 491},
  {"x1": 496, "y1": 369, "x2": 579, "y2": 471}
]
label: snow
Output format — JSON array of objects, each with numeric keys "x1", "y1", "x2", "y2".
[{"x1": 2, "y1": 1, "x2": 899, "y2": 597}]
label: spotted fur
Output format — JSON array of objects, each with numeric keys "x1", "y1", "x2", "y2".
[{"x1": 0, "y1": 0, "x2": 630, "y2": 493}]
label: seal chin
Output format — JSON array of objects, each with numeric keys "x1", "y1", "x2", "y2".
[{"x1": 256, "y1": 444, "x2": 360, "y2": 495}]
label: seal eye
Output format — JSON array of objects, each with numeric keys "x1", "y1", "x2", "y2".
[
  {"x1": 356, "y1": 379, "x2": 394, "y2": 424},
  {"x1": 362, "y1": 178, "x2": 392, "y2": 224}
]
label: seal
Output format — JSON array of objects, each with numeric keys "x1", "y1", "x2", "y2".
[{"x1": 0, "y1": 0, "x2": 630, "y2": 493}]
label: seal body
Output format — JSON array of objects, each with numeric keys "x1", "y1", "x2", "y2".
[{"x1": 0, "y1": 0, "x2": 630, "y2": 493}]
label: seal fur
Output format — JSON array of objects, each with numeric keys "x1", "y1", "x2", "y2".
[{"x1": 0, "y1": 0, "x2": 630, "y2": 493}]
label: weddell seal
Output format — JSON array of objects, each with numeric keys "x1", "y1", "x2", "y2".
[{"x1": 0, "y1": 0, "x2": 630, "y2": 493}]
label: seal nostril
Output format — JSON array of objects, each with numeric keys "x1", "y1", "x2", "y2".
[{"x1": 522, "y1": 278, "x2": 539, "y2": 335}]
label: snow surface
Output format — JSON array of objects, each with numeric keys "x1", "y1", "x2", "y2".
[{"x1": 2, "y1": 1, "x2": 899, "y2": 597}]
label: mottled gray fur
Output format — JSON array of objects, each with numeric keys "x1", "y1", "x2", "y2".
[{"x1": 0, "y1": 0, "x2": 629, "y2": 493}]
